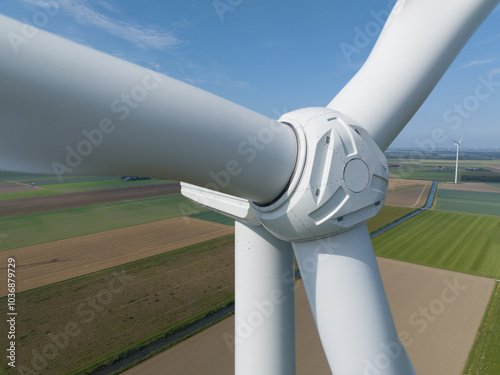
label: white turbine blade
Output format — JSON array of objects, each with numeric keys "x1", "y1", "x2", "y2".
[
  {"x1": 451, "y1": 139, "x2": 460, "y2": 145},
  {"x1": 0, "y1": 15, "x2": 297, "y2": 204},
  {"x1": 328, "y1": 0, "x2": 499, "y2": 151},
  {"x1": 458, "y1": 136, "x2": 464, "y2": 144},
  {"x1": 293, "y1": 224, "x2": 416, "y2": 375},
  {"x1": 235, "y1": 222, "x2": 295, "y2": 375}
]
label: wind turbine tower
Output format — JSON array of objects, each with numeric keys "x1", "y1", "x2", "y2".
[{"x1": 452, "y1": 137, "x2": 463, "y2": 184}]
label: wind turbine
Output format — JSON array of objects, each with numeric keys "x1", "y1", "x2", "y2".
[
  {"x1": 0, "y1": 1, "x2": 498, "y2": 374},
  {"x1": 452, "y1": 137, "x2": 464, "y2": 184}
]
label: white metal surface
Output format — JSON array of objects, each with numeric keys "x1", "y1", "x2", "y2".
[
  {"x1": 252, "y1": 108, "x2": 388, "y2": 242},
  {"x1": 293, "y1": 224, "x2": 416, "y2": 375},
  {"x1": 328, "y1": 0, "x2": 500, "y2": 151},
  {"x1": 235, "y1": 222, "x2": 295, "y2": 375},
  {"x1": 180, "y1": 182, "x2": 260, "y2": 226},
  {"x1": 453, "y1": 137, "x2": 463, "y2": 184},
  {"x1": 0, "y1": 15, "x2": 297, "y2": 204}
]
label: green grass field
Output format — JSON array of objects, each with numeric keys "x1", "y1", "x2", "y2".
[
  {"x1": 373, "y1": 210, "x2": 500, "y2": 279},
  {"x1": 0, "y1": 189, "x2": 62, "y2": 200},
  {"x1": 0, "y1": 177, "x2": 172, "y2": 200},
  {"x1": 389, "y1": 167, "x2": 454, "y2": 181},
  {"x1": 463, "y1": 282, "x2": 500, "y2": 375},
  {"x1": 0, "y1": 235, "x2": 235, "y2": 375},
  {"x1": 189, "y1": 210, "x2": 235, "y2": 226},
  {"x1": 387, "y1": 158, "x2": 500, "y2": 182},
  {"x1": 367, "y1": 205, "x2": 416, "y2": 233},
  {"x1": 0, "y1": 195, "x2": 207, "y2": 250},
  {"x1": 0, "y1": 172, "x2": 95, "y2": 184},
  {"x1": 436, "y1": 189, "x2": 500, "y2": 217}
]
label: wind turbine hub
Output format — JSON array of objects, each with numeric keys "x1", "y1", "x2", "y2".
[
  {"x1": 344, "y1": 158, "x2": 370, "y2": 193},
  {"x1": 250, "y1": 107, "x2": 389, "y2": 242}
]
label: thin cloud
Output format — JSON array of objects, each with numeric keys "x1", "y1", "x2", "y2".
[
  {"x1": 490, "y1": 68, "x2": 500, "y2": 77},
  {"x1": 458, "y1": 59, "x2": 494, "y2": 69},
  {"x1": 20, "y1": 0, "x2": 181, "y2": 50}
]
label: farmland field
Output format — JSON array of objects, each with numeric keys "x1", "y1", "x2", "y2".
[
  {"x1": 387, "y1": 158, "x2": 500, "y2": 182},
  {"x1": 0, "y1": 217, "x2": 234, "y2": 295},
  {"x1": 439, "y1": 182, "x2": 500, "y2": 193},
  {"x1": 0, "y1": 235, "x2": 235, "y2": 375},
  {"x1": 373, "y1": 210, "x2": 500, "y2": 279},
  {"x1": 189, "y1": 211, "x2": 235, "y2": 226},
  {"x1": 463, "y1": 282, "x2": 500, "y2": 375},
  {"x1": 0, "y1": 175, "x2": 173, "y2": 200},
  {"x1": 0, "y1": 183, "x2": 180, "y2": 217},
  {"x1": 124, "y1": 259, "x2": 495, "y2": 375},
  {"x1": 366, "y1": 205, "x2": 415, "y2": 232},
  {"x1": 385, "y1": 183, "x2": 430, "y2": 207},
  {"x1": 435, "y1": 189, "x2": 500, "y2": 217},
  {"x1": 0, "y1": 195, "x2": 203, "y2": 250}
]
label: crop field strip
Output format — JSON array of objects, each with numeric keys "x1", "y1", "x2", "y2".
[
  {"x1": 385, "y1": 184, "x2": 430, "y2": 207},
  {"x1": 435, "y1": 189, "x2": 500, "y2": 217},
  {"x1": 0, "y1": 236, "x2": 235, "y2": 375},
  {"x1": 0, "y1": 217, "x2": 234, "y2": 296},
  {"x1": 439, "y1": 181, "x2": 500, "y2": 193},
  {"x1": 0, "y1": 182, "x2": 180, "y2": 216},
  {"x1": 373, "y1": 210, "x2": 500, "y2": 279},
  {"x1": 386, "y1": 158, "x2": 500, "y2": 182},
  {"x1": 0, "y1": 195, "x2": 204, "y2": 250},
  {"x1": 462, "y1": 282, "x2": 500, "y2": 375}
]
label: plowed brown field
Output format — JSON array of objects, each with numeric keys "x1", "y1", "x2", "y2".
[
  {"x1": 0, "y1": 217, "x2": 234, "y2": 296},
  {"x1": 386, "y1": 181, "x2": 431, "y2": 207},
  {"x1": 0, "y1": 183, "x2": 180, "y2": 217}
]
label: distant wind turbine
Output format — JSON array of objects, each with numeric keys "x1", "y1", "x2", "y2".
[{"x1": 452, "y1": 137, "x2": 464, "y2": 184}]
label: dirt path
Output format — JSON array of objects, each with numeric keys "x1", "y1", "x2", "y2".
[
  {"x1": 386, "y1": 183, "x2": 430, "y2": 207},
  {"x1": 124, "y1": 259, "x2": 495, "y2": 375},
  {"x1": 0, "y1": 217, "x2": 234, "y2": 296},
  {"x1": 0, "y1": 183, "x2": 180, "y2": 217},
  {"x1": 0, "y1": 182, "x2": 43, "y2": 193},
  {"x1": 388, "y1": 178, "x2": 432, "y2": 190}
]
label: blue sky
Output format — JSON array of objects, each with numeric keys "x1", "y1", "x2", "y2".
[{"x1": 1, "y1": 0, "x2": 499, "y2": 150}]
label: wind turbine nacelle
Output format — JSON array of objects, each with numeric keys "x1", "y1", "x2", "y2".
[{"x1": 251, "y1": 107, "x2": 388, "y2": 242}]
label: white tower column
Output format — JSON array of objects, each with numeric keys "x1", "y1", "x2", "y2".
[{"x1": 235, "y1": 222, "x2": 296, "y2": 375}]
